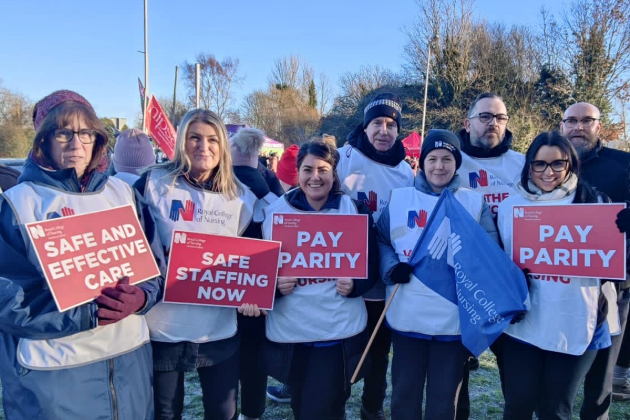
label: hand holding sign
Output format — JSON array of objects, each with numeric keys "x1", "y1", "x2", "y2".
[
  {"x1": 277, "y1": 277, "x2": 298, "y2": 295},
  {"x1": 336, "y1": 278, "x2": 354, "y2": 296},
  {"x1": 96, "y1": 277, "x2": 146, "y2": 326},
  {"x1": 238, "y1": 303, "x2": 268, "y2": 317}
]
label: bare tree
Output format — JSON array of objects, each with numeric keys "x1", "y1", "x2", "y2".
[
  {"x1": 157, "y1": 96, "x2": 189, "y2": 128},
  {"x1": 182, "y1": 53, "x2": 245, "y2": 119},
  {"x1": 562, "y1": 0, "x2": 630, "y2": 114},
  {"x1": 0, "y1": 80, "x2": 34, "y2": 157},
  {"x1": 318, "y1": 73, "x2": 334, "y2": 116},
  {"x1": 336, "y1": 65, "x2": 399, "y2": 113},
  {"x1": 267, "y1": 55, "x2": 314, "y2": 102},
  {"x1": 403, "y1": 0, "x2": 476, "y2": 106}
]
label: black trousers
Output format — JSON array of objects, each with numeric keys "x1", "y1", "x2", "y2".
[
  {"x1": 580, "y1": 288, "x2": 630, "y2": 420},
  {"x1": 288, "y1": 343, "x2": 350, "y2": 420},
  {"x1": 391, "y1": 332, "x2": 468, "y2": 420},
  {"x1": 238, "y1": 314, "x2": 267, "y2": 418},
  {"x1": 618, "y1": 308, "x2": 630, "y2": 368},
  {"x1": 456, "y1": 333, "x2": 507, "y2": 420},
  {"x1": 361, "y1": 300, "x2": 392, "y2": 412},
  {"x1": 502, "y1": 336, "x2": 597, "y2": 420},
  {"x1": 153, "y1": 351, "x2": 239, "y2": 420}
]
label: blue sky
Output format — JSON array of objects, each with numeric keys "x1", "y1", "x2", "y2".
[{"x1": 0, "y1": 0, "x2": 563, "y2": 126}]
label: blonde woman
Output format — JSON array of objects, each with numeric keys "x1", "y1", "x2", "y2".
[{"x1": 134, "y1": 109, "x2": 263, "y2": 420}]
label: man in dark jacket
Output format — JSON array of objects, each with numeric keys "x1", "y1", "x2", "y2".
[
  {"x1": 562, "y1": 102, "x2": 630, "y2": 419},
  {"x1": 0, "y1": 163, "x2": 20, "y2": 192}
]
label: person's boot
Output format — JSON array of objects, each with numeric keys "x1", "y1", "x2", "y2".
[
  {"x1": 266, "y1": 383, "x2": 291, "y2": 403},
  {"x1": 613, "y1": 377, "x2": 630, "y2": 401},
  {"x1": 360, "y1": 405, "x2": 386, "y2": 420}
]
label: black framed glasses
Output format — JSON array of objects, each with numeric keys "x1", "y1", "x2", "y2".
[
  {"x1": 530, "y1": 159, "x2": 569, "y2": 173},
  {"x1": 561, "y1": 117, "x2": 599, "y2": 129},
  {"x1": 468, "y1": 112, "x2": 510, "y2": 125},
  {"x1": 53, "y1": 128, "x2": 96, "y2": 144}
]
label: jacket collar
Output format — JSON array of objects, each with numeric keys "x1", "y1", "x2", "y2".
[
  {"x1": 19, "y1": 156, "x2": 109, "y2": 193},
  {"x1": 415, "y1": 171, "x2": 461, "y2": 195},
  {"x1": 285, "y1": 188, "x2": 343, "y2": 211},
  {"x1": 579, "y1": 140, "x2": 604, "y2": 165},
  {"x1": 346, "y1": 123, "x2": 407, "y2": 166}
]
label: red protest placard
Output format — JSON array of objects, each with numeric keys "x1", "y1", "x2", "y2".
[
  {"x1": 511, "y1": 204, "x2": 626, "y2": 279},
  {"x1": 163, "y1": 231, "x2": 281, "y2": 310},
  {"x1": 25, "y1": 205, "x2": 161, "y2": 312},
  {"x1": 270, "y1": 213, "x2": 368, "y2": 279},
  {"x1": 146, "y1": 95, "x2": 176, "y2": 160}
]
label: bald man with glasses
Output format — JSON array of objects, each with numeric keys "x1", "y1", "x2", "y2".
[{"x1": 560, "y1": 102, "x2": 630, "y2": 420}]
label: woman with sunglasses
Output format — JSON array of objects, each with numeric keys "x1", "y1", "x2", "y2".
[{"x1": 497, "y1": 131, "x2": 615, "y2": 419}]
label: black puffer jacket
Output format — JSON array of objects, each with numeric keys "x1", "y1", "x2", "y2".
[
  {"x1": 0, "y1": 164, "x2": 19, "y2": 192},
  {"x1": 578, "y1": 141, "x2": 630, "y2": 289}
]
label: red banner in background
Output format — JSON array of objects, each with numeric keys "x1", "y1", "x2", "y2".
[
  {"x1": 511, "y1": 203, "x2": 626, "y2": 279},
  {"x1": 163, "y1": 231, "x2": 281, "y2": 310},
  {"x1": 270, "y1": 213, "x2": 369, "y2": 279},
  {"x1": 25, "y1": 206, "x2": 161, "y2": 312},
  {"x1": 146, "y1": 95, "x2": 176, "y2": 160}
]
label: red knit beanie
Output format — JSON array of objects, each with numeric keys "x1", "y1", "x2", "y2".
[
  {"x1": 33, "y1": 90, "x2": 94, "y2": 131},
  {"x1": 276, "y1": 144, "x2": 299, "y2": 187}
]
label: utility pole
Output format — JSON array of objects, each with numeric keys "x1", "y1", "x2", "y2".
[
  {"x1": 420, "y1": 35, "x2": 439, "y2": 143},
  {"x1": 171, "y1": 65, "x2": 178, "y2": 124},
  {"x1": 141, "y1": 0, "x2": 149, "y2": 131}
]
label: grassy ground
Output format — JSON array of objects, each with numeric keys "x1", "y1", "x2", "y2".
[
  {"x1": 180, "y1": 351, "x2": 630, "y2": 420},
  {"x1": 0, "y1": 351, "x2": 628, "y2": 419}
]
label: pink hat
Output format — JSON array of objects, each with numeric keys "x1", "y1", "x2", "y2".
[
  {"x1": 276, "y1": 144, "x2": 299, "y2": 187},
  {"x1": 33, "y1": 90, "x2": 94, "y2": 131},
  {"x1": 113, "y1": 129, "x2": 156, "y2": 174}
]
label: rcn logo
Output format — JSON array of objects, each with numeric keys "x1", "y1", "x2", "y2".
[
  {"x1": 174, "y1": 231, "x2": 187, "y2": 244},
  {"x1": 469, "y1": 169, "x2": 489, "y2": 188},
  {"x1": 407, "y1": 209, "x2": 428, "y2": 229},
  {"x1": 428, "y1": 216, "x2": 462, "y2": 267},
  {"x1": 273, "y1": 214, "x2": 284, "y2": 225},
  {"x1": 169, "y1": 200, "x2": 195, "y2": 222},
  {"x1": 513, "y1": 207, "x2": 524, "y2": 218},
  {"x1": 46, "y1": 207, "x2": 75, "y2": 219},
  {"x1": 357, "y1": 191, "x2": 377, "y2": 212}
]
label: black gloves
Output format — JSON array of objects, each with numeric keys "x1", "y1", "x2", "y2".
[
  {"x1": 390, "y1": 262, "x2": 413, "y2": 284},
  {"x1": 522, "y1": 268, "x2": 531, "y2": 290},
  {"x1": 511, "y1": 268, "x2": 531, "y2": 324},
  {"x1": 616, "y1": 208, "x2": 630, "y2": 236}
]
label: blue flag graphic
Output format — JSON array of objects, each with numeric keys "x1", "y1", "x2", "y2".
[{"x1": 408, "y1": 189, "x2": 529, "y2": 356}]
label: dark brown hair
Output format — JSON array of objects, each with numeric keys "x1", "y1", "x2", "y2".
[
  {"x1": 521, "y1": 131, "x2": 579, "y2": 194},
  {"x1": 32, "y1": 101, "x2": 109, "y2": 172},
  {"x1": 296, "y1": 140, "x2": 343, "y2": 196}
]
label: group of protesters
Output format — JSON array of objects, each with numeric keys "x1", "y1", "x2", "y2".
[{"x1": 0, "y1": 88, "x2": 628, "y2": 420}]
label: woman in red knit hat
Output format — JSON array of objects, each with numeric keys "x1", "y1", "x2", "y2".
[{"x1": 276, "y1": 144, "x2": 299, "y2": 192}]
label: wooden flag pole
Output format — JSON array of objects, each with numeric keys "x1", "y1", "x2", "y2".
[{"x1": 351, "y1": 283, "x2": 401, "y2": 384}]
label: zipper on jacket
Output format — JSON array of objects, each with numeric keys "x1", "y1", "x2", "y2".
[{"x1": 109, "y1": 358, "x2": 119, "y2": 420}]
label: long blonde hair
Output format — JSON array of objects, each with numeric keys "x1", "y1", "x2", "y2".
[{"x1": 149, "y1": 109, "x2": 241, "y2": 199}]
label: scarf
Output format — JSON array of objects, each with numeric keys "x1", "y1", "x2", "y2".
[
  {"x1": 346, "y1": 123, "x2": 407, "y2": 166},
  {"x1": 516, "y1": 172, "x2": 578, "y2": 202}
]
